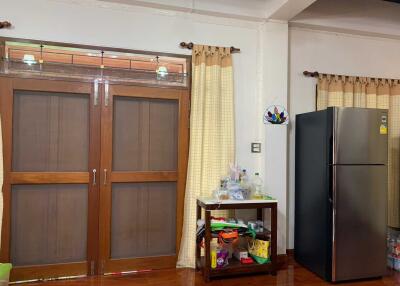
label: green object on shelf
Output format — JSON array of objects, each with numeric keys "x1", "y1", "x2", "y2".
[
  {"x1": 210, "y1": 221, "x2": 247, "y2": 231},
  {"x1": 246, "y1": 228, "x2": 256, "y2": 239},
  {"x1": 0, "y1": 263, "x2": 12, "y2": 281},
  {"x1": 250, "y1": 254, "x2": 270, "y2": 265}
]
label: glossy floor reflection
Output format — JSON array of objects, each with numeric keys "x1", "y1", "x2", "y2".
[{"x1": 23, "y1": 258, "x2": 400, "y2": 286}]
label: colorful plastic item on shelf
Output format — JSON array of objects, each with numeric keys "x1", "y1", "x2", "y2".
[
  {"x1": 211, "y1": 249, "x2": 217, "y2": 269},
  {"x1": 216, "y1": 249, "x2": 229, "y2": 268},
  {"x1": 248, "y1": 239, "x2": 270, "y2": 264},
  {"x1": 210, "y1": 220, "x2": 247, "y2": 232},
  {"x1": 0, "y1": 263, "x2": 12, "y2": 285},
  {"x1": 240, "y1": 257, "x2": 254, "y2": 264}
]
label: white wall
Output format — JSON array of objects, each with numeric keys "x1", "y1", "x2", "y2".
[
  {"x1": 262, "y1": 22, "x2": 289, "y2": 253},
  {"x1": 1, "y1": 0, "x2": 290, "y2": 254},
  {"x1": 288, "y1": 27, "x2": 400, "y2": 248}
]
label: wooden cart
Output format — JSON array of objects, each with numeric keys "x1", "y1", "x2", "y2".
[{"x1": 196, "y1": 198, "x2": 278, "y2": 282}]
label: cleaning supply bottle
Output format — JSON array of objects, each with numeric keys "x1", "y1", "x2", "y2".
[{"x1": 252, "y1": 173, "x2": 263, "y2": 199}]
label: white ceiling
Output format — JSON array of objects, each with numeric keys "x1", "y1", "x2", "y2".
[
  {"x1": 99, "y1": 0, "x2": 317, "y2": 21},
  {"x1": 291, "y1": 0, "x2": 400, "y2": 38}
]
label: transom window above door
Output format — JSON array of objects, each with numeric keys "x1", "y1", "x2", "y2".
[{"x1": 0, "y1": 40, "x2": 189, "y2": 87}]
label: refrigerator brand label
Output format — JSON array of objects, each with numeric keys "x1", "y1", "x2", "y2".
[
  {"x1": 380, "y1": 125, "x2": 387, "y2": 134},
  {"x1": 380, "y1": 115, "x2": 388, "y2": 135}
]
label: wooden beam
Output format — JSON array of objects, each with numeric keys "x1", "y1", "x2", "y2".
[
  {"x1": 111, "y1": 171, "x2": 178, "y2": 183},
  {"x1": 10, "y1": 172, "x2": 89, "y2": 184}
]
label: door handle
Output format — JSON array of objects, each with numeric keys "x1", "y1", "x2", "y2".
[
  {"x1": 104, "y1": 81, "x2": 109, "y2": 107},
  {"x1": 92, "y1": 169, "x2": 97, "y2": 186},
  {"x1": 94, "y1": 79, "x2": 99, "y2": 106},
  {"x1": 104, "y1": 169, "x2": 108, "y2": 185}
]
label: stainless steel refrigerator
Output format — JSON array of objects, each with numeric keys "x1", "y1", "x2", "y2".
[{"x1": 295, "y1": 107, "x2": 388, "y2": 282}]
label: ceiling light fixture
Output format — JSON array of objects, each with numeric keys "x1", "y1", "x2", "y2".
[
  {"x1": 22, "y1": 54, "x2": 36, "y2": 65},
  {"x1": 155, "y1": 56, "x2": 168, "y2": 78}
]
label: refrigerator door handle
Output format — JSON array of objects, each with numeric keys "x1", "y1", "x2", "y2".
[{"x1": 331, "y1": 165, "x2": 337, "y2": 282}]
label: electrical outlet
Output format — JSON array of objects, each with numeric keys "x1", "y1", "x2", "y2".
[{"x1": 251, "y1": 142, "x2": 261, "y2": 153}]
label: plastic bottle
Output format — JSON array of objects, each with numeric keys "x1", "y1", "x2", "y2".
[
  {"x1": 240, "y1": 169, "x2": 250, "y2": 190},
  {"x1": 252, "y1": 173, "x2": 263, "y2": 199}
]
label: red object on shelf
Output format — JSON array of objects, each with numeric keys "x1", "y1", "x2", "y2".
[{"x1": 240, "y1": 257, "x2": 254, "y2": 264}]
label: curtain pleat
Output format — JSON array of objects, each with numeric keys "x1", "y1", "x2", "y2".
[
  {"x1": 377, "y1": 80, "x2": 390, "y2": 110},
  {"x1": 343, "y1": 77, "x2": 354, "y2": 107},
  {"x1": 354, "y1": 78, "x2": 366, "y2": 108},
  {"x1": 328, "y1": 76, "x2": 344, "y2": 107},
  {"x1": 177, "y1": 45, "x2": 235, "y2": 268},
  {"x1": 317, "y1": 76, "x2": 328, "y2": 110},
  {"x1": 317, "y1": 75, "x2": 400, "y2": 228},
  {"x1": 366, "y1": 79, "x2": 377, "y2": 108}
]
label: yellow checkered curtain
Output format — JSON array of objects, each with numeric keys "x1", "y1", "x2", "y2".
[
  {"x1": 317, "y1": 74, "x2": 399, "y2": 228},
  {"x1": 0, "y1": 116, "x2": 3, "y2": 249},
  {"x1": 177, "y1": 45, "x2": 235, "y2": 268},
  {"x1": 389, "y1": 81, "x2": 400, "y2": 228}
]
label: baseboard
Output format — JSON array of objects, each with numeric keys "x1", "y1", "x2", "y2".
[{"x1": 277, "y1": 249, "x2": 294, "y2": 268}]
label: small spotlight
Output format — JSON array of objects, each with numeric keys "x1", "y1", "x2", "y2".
[{"x1": 156, "y1": 66, "x2": 168, "y2": 78}]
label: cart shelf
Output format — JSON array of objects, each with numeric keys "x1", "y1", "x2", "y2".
[{"x1": 196, "y1": 198, "x2": 278, "y2": 282}]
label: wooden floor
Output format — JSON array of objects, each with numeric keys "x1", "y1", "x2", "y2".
[{"x1": 22, "y1": 259, "x2": 400, "y2": 286}]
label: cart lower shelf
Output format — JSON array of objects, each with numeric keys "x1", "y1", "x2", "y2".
[{"x1": 196, "y1": 256, "x2": 276, "y2": 278}]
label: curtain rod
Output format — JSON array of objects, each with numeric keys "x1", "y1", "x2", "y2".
[
  {"x1": 303, "y1": 70, "x2": 400, "y2": 82},
  {"x1": 180, "y1": 42, "x2": 240, "y2": 53},
  {"x1": 0, "y1": 21, "x2": 11, "y2": 29}
]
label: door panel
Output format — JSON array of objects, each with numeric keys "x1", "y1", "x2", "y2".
[
  {"x1": 0, "y1": 78, "x2": 100, "y2": 281},
  {"x1": 111, "y1": 182, "x2": 176, "y2": 259},
  {"x1": 334, "y1": 107, "x2": 388, "y2": 165},
  {"x1": 334, "y1": 165, "x2": 387, "y2": 281},
  {"x1": 12, "y1": 91, "x2": 89, "y2": 172},
  {"x1": 112, "y1": 97, "x2": 178, "y2": 171},
  {"x1": 11, "y1": 184, "x2": 88, "y2": 266},
  {"x1": 100, "y1": 84, "x2": 189, "y2": 274}
]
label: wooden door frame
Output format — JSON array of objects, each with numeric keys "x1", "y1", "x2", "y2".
[
  {"x1": 0, "y1": 77, "x2": 101, "y2": 281},
  {"x1": 98, "y1": 84, "x2": 189, "y2": 274}
]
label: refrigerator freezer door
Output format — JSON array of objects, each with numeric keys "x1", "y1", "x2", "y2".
[
  {"x1": 333, "y1": 107, "x2": 388, "y2": 165},
  {"x1": 332, "y1": 165, "x2": 387, "y2": 282}
]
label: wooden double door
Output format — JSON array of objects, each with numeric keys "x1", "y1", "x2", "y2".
[{"x1": 0, "y1": 77, "x2": 189, "y2": 281}]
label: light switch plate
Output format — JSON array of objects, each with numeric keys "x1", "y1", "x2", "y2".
[{"x1": 251, "y1": 142, "x2": 261, "y2": 153}]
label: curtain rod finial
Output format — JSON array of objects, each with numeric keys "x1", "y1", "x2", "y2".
[
  {"x1": 0, "y1": 21, "x2": 11, "y2": 29},
  {"x1": 180, "y1": 42, "x2": 194, "y2": 49},
  {"x1": 303, "y1": 71, "x2": 319, "y2": 77}
]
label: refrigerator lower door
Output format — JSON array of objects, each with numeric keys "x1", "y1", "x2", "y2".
[{"x1": 332, "y1": 165, "x2": 387, "y2": 282}]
